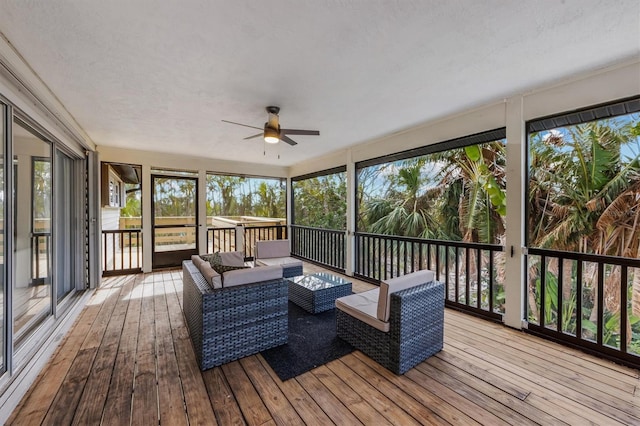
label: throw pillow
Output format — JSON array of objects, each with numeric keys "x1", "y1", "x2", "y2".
[{"x1": 202, "y1": 252, "x2": 249, "y2": 274}]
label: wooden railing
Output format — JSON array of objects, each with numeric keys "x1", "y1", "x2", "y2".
[
  {"x1": 527, "y1": 247, "x2": 640, "y2": 369},
  {"x1": 102, "y1": 229, "x2": 142, "y2": 276},
  {"x1": 206, "y1": 227, "x2": 236, "y2": 253},
  {"x1": 31, "y1": 232, "x2": 51, "y2": 284},
  {"x1": 243, "y1": 225, "x2": 287, "y2": 259},
  {"x1": 355, "y1": 232, "x2": 505, "y2": 321},
  {"x1": 290, "y1": 225, "x2": 346, "y2": 271}
]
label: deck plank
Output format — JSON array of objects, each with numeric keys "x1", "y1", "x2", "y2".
[
  {"x1": 202, "y1": 367, "x2": 242, "y2": 425},
  {"x1": 339, "y1": 354, "x2": 449, "y2": 426},
  {"x1": 239, "y1": 356, "x2": 305, "y2": 425},
  {"x1": 257, "y1": 355, "x2": 335, "y2": 425},
  {"x1": 352, "y1": 351, "x2": 480, "y2": 426},
  {"x1": 101, "y1": 275, "x2": 144, "y2": 426},
  {"x1": 6, "y1": 291, "x2": 104, "y2": 426},
  {"x1": 446, "y1": 325, "x2": 640, "y2": 424},
  {"x1": 130, "y1": 275, "x2": 159, "y2": 425},
  {"x1": 39, "y1": 279, "x2": 125, "y2": 426},
  {"x1": 71, "y1": 277, "x2": 134, "y2": 425},
  {"x1": 426, "y1": 353, "x2": 563, "y2": 425},
  {"x1": 8, "y1": 266, "x2": 640, "y2": 426},
  {"x1": 326, "y1": 359, "x2": 422, "y2": 425},
  {"x1": 295, "y1": 371, "x2": 363, "y2": 425},
  {"x1": 312, "y1": 363, "x2": 394, "y2": 425},
  {"x1": 221, "y1": 361, "x2": 275, "y2": 426},
  {"x1": 165, "y1": 277, "x2": 218, "y2": 424},
  {"x1": 155, "y1": 279, "x2": 188, "y2": 426}
]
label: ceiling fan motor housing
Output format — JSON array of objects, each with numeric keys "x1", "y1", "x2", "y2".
[{"x1": 263, "y1": 123, "x2": 280, "y2": 143}]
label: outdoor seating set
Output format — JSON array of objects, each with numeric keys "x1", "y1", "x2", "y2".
[{"x1": 183, "y1": 239, "x2": 444, "y2": 375}]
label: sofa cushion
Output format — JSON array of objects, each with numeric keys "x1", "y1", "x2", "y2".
[
  {"x1": 191, "y1": 254, "x2": 206, "y2": 269},
  {"x1": 335, "y1": 289, "x2": 389, "y2": 332},
  {"x1": 377, "y1": 269, "x2": 435, "y2": 322},
  {"x1": 255, "y1": 239, "x2": 290, "y2": 259},
  {"x1": 255, "y1": 257, "x2": 303, "y2": 268},
  {"x1": 192, "y1": 257, "x2": 222, "y2": 289},
  {"x1": 223, "y1": 265, "x2": 283, "y2": 288},
  {"x1": 217, "y1": 250, "x2": 245, "y2": 267}
]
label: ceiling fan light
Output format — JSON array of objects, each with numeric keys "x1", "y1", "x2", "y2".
[{"x1": 264, "y1": 126, "x2": 280, "y2": 144}]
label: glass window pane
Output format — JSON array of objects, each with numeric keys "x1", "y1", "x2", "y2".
[
  {"x1": 55, "y1": 150, "x2": 74, "y2": 301},
  {"x1": 13, "y1": 119, "x2": 52, "y2": 347}
]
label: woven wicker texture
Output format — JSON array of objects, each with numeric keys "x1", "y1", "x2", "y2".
[
  {"x1": 282, "y1": 264, "x2": 303, "y2": 278},
  {"x1": 336, "y1": 280, "x2": 444, "y2": 374},
  {"x1": 183, "y1": 261, "x2": 288, "y2": 370},
  {"x1": 288, "y1": 276, "x2": 352, "y2": 314}
]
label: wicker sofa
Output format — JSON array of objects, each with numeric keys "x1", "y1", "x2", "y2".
[
  {"x1": 254, "y1": 239, "x2": 303, "y2": 278},
  {"x1": 335, "y1": 269, "x2": 444, "y2": 374},
  {"x1": 182, "y1": 259, "x2": 288, "y2": 370}
]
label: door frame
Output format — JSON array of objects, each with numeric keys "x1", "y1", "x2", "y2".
[{"x1": 151, "y1": 173, "x2": 198, "y2": 269}]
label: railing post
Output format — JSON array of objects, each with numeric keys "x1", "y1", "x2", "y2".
[{"x1": 236, "y1": 224, "x2": 245, "y2": 256}]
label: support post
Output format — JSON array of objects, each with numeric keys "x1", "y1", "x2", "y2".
[
  {"x1": 503, "y1": 96, "x2": 526, "y2": 329},
  {"x1": 346, "y1": 149, "x2": 356, "y2": 276}
]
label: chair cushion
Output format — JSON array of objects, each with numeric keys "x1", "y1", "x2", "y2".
[
  {"x1": 377, "y1": 269, "x2": 435, "y2": 322},
  {"x1": 217, "y1": 250, "x2": 245, "y2": 267},
  {"x1": 255, "y1": 257, "x2": 303, "y2": 268},
  {"x1": 222, "y1": 265, "x2": 283, "y2": 288},
  {"x1": 255, "y1": 240, "x2": 290, "y2": 259},
  {"x1": 335, "y1": 289, "x2": 390, "y2": 332}
]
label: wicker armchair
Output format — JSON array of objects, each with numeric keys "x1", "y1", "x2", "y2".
[
  {"x1": 336, "y1": 270, "x2": 444, "y2": 374},
  {"x1": 182, "y1": 260, "x2": 288, "y2": 370},
  {"x1": 254, "y1": 239, "x2": 303, "y2": 278}
]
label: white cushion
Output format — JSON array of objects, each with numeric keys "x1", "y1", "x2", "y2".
[
  {"x1": 255, "y1": 257, "x2": 302, "y2": 268},
  {"x1": 195, "y1": 259, "x2": 222, "y2": 289},
  {"x1": 222, "y1": 265, "x2": 283, "y2": 287},
  {"x1": 191, "y1": 254, "x2": 205, "y2": 268},
  {"x1": 335, "y1": 289, "x2": 390, "y2": 332},
  {"x1": 255, "y1": 240, "x2": 290, "y2": 259},
  {"x1": 377, "y1": 269, "x2": 435, "y2": 321}
]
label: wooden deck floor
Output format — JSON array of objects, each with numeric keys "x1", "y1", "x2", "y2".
[{"x1": 7, "y1": 265, "x2": 640, "y2": 425}]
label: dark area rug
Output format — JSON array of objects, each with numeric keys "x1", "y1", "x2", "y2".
[{"x1": 261, "y1": 301, "x2": 354, "y2": 381}]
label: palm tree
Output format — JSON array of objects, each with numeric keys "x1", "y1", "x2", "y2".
[{"x1": 528, "y1": 117, "x2": 640, "y2": 339}]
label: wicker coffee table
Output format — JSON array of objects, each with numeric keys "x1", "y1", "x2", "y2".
[{"x1": 288, "y1": 272, "x2": 352, "y2": 314}]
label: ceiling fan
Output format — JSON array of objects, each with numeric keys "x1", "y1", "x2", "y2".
[{"x1": 222, "y1": 106, "x2": 320, "y2": 146}]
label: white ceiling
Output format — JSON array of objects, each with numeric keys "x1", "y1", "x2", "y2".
[{"x1": 0, "y1": 1, "x2": 638, "y2": 166}]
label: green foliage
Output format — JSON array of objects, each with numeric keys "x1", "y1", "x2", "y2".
[
  {"x1": 206, "y1": 175, "x2": 285, "y2": 218},
  {"x1": 120, "y1": 184, "x2": 141, "y2": 217},
  {"x1": 293, "y1": 172, "x2": 346, "y2": 229},
  {"x1": 358, "y1": 140, "x2": 506, "y2": 244},
  {"x1": 528, "y1": 116, "x2": 640, "y2": 253}
]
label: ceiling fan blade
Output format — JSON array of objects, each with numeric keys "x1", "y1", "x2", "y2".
[
  {"x1": 280, "y1": 129, "x2": 320, "y2": 136},
  {"x1": 280, "y1": 135, "x2": 298, "y2": 146},
  {"x1": 244, "y1": 133, "x2": 263, "y2": 140},
  {"x1": 222, "y1": 120, "x2": 263, "y2": 131}
]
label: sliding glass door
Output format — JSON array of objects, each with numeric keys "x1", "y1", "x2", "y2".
[
  {"x1": 0, "y1": 104, "x2": 5, "y2": 374},
  {"x1": 13, "y1": 118, "x2": 52, "y2": 348},
  {"x1": 54, "y1": 149, "x2": 76, "y2": 301}
]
